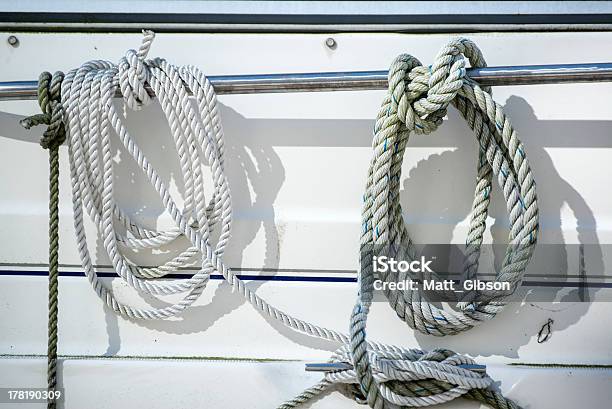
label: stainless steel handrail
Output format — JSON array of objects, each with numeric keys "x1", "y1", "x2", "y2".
[{"x1": 1, "y1": 62, "x2": 612, "y2": 100}]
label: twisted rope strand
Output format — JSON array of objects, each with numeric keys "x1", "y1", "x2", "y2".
[
  {"x1": 342, "y1": 37, "x2": 537, "y2": 409},
  {"x1": 20, "y1": 70, "x2": 66, "y2": 409},
  {"x1": 22, "y1": 33, "x2": 532, "y2": 409}
]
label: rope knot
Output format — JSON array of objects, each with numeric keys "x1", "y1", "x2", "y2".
[
  {"x1": 118, "y1": 30, "x2": 155, "y2": 110},
  {"x1": 387, "y1": 37, "x2": 487, "y2": 135},
  {"x1": 20, "y1": 71, "x2": 66, "y2": 150},
  {"x1": 323, "y1": 345, "x2": 493, "y2": 408},
  {"x1": 335, "y1": 37, "x2": 535, "y2": 409}
]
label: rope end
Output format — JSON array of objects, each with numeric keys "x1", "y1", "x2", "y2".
[
  {"x1": 137, "y1": 29, "x2": 156, "y2": 60},
  {"x1": 19, "y1": 118, "x2": 32, "y2": 129}
]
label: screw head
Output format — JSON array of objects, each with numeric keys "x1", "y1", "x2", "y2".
[
  {"x1": 7, "y1": 35, "x2": 19, "y2": 47},
  {"x1": 325, "y1": 37, "x2": 337, "y2": 49}
]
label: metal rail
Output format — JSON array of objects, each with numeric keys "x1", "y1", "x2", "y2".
[
  {"x1": 1, "y1": 62, "x2": 612, "y2": 100},
  {"x1": 305, "y1": 362, "x2": 487, "y2": 373}
]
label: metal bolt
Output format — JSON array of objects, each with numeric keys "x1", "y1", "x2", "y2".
[
  {"x1": 7, "y1": 35, "x2": 19, "y2": 47},
  {"x1": 325, "y1": 37, "x2": 337, "y2": 50}
]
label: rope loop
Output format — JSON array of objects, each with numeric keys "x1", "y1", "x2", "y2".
[
  {"x1": 280, "y1": 343, "x2": 521, "y2": 409},
  {"x1": 346, "y1": 37, "x2": 537, "y2": 409},
  {"x1": 385, "y1": 38, "x2": 489, "y2": 136},
  {"x1": 28, "y1": 31, "x2": 527, "y2": 409},
  {"x1": 20, "y1": 71, "x2": 66, "y2": 150},
  {"x1": 117, "y1": 30, "x2": 154, "y2": 110},
  {"x1": 325, "y1": 345, "x2": 493, "y2": 407}
]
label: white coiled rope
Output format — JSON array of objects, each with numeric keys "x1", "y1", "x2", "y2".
[
  {"x1": 59, "y1": 32, "x2": 527, "y2": 409},
  {"x1": 63, "y1": 30, "x2": 348, "y2": 337}
]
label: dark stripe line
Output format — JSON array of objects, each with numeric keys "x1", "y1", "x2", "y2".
[
  {"x1": 1, "y1": 270, "x2": 612, "y2": 287},
  {"x1": 1, "y1": 12, "x2": 612, "y2": 26},
  {"x1": 0, "y1": 270, "x2": 356, "y2": 283},
  {"x1": 521, "y1": 280, "x2": 612, "y2": 288},
  {"x1": 1, "y1": 263, "x2": 607, "y2": 280}
]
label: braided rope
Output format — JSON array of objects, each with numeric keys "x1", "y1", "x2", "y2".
[
  {"x1": 21, "y1": 33, "x2": 532, "y2": 409},
  {"x1": 21, "y1": 71, "x2": 66, "y2": 409}
]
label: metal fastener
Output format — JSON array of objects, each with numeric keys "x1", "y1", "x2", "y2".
[
  {"x1": 325, "y1": 37, "x2": 337, "y2": 50},
  {"x1": 7, "y1": 35, "x2": 19, "y2": 47}
]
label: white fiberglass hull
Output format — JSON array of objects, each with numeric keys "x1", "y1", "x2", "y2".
[{"x1": 1, "y1": 31, "x2": 611, "y2": 408}]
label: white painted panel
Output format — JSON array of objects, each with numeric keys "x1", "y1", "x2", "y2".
[
  {"x1": 1, "y1": 358, "x2": 610, "y2": 409},
  {"x1": 1, "y1": 275, "x2": 611, "y2": 362},
  {"x1": 2, "y1": 32, "x2": 612, "y2": 268},
  {"x1": 0, "y1": 31, "x2": 611, "y2": 409}
]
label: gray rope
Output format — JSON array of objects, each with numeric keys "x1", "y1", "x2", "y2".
[
  {"x1": 20, "y1": 70, "x2": 66, "y2": 409},
  {"x1": 281, "y1": 345, "x2": 495, "y2": 408},
  {"x1": 281, "y1": 347, "x2": 521, "y2": 409},
  {"x1": 281, "y1": 37, "x2": 536, "y2": 409},
  {"x1": 342, "y1": 38, "x2": 537, "y2": 409},
  {"x1": 359, "y1": 39, "x2": 538, "y2": 337}
]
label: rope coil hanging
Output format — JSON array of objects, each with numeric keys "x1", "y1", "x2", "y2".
[
  {"x1": 20, "y1": 32, "x2": 536, "y2": 409},
  {"x1": 354, "y1": 38, "x2": 539, "y2": 338},
  {"x1": 344, "y1": 38, "x2": 538, "y2": 408}
]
